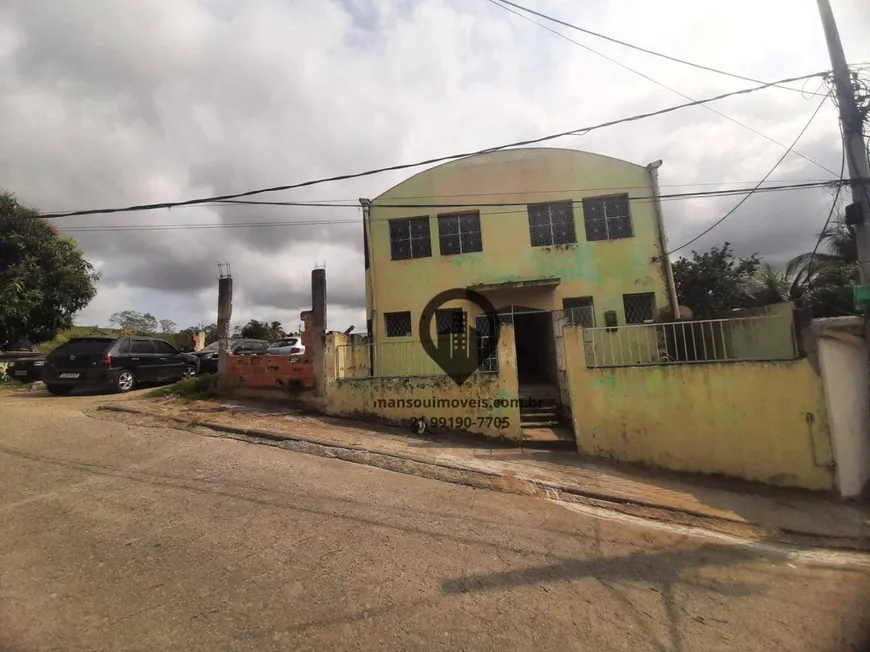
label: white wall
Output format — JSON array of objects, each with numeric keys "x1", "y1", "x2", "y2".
[{"x1": 816, "y1": 323, "x2": 870, "y2": 498}]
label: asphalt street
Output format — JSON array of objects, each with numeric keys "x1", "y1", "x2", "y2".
[{"x1": 1, "y1": 390, "x2": 869, "y2": 651}]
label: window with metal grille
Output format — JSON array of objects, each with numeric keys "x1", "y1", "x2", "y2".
[
  {"x1": 527, "y1": 201, "x2": 577, "y2": 247},
  {"x1": 389, "y1": 217, "x2": 431, "y2": 260},
  {"x1": 436, "y1": 309, "x2": 465, "y2": 335},
  {"x1": 563, "y1": 297, "x2": 595, "y2": 327},
  {"x1": 385, "y1": 311, "x2": 412, "y2": 337},
  {"x1": 582, "y1": 195, "x2": 633, "y2": 241},
  {"x1": 475, "y1": 314, "x2": 499, "y2": 372},
  {"x1": 438, "y1": 212, "x2": 482, "y2": 255},
  {"x1": 623, "y1": 293, "x2": 656, "y2": 324}
]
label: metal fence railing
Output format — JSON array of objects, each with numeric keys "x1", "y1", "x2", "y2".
[{"x1": 581, "y1": 315, "x2": 797, "y2": 368}]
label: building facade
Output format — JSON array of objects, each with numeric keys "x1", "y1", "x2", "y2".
[{"x1": 361, "y1": 147, "x2": 678, "y2": 388}]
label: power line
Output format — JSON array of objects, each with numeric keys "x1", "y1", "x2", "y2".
[
  {"x1": 212, "y1": 180, "x2": 840, "y2": 210},
  {"x1": 486, "y1": 0, "x2": 837, "y2": 177},
  {"x1": 658, "y1": 92, "x2": 832, "y2": 259},
  {"x1": 54, "y1": 180, "x2": 844, "y2": 233},
  {"x1": 493, "y1": 0, "x2": 828, "y2": 96},
  {"x1": 42, "y1": 178, "x2": 839, "y2": 213},
  {"x1": 41, "y1": 71, "x2": 829, "y2": 220}
]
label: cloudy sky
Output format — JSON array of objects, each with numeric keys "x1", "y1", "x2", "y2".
[{"x1": 1, "y1": 0, "x2": 868, "y2": 333}]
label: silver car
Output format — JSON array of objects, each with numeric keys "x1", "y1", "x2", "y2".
[{"x1": 266, "y1": 337, "x2": 305, "y2": 361}]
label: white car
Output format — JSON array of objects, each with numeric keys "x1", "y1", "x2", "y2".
[{"x1": 266, "y1": 337, "x2": 305, "y2": 360}]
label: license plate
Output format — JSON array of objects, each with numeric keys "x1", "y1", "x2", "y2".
[
  {"x1": 14, "y1": 370, "x2": 27, "y2": 376},
  {"x1": 58, "y1": 373, "x2": 80, "y2": 379}
]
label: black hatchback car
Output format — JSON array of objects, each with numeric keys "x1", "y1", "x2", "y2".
[{"x1": 41, "y1": 336, "x2": 200, "y2": 395}]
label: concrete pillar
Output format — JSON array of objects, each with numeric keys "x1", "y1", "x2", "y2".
[
  {"x1": 812, "y1": 317, "x2": 870, "y2": 498},
  {"x1": 216, "y1": 276, "x2": 233, "y2": 392},
  {"x1": 312, "y1": 268, "x2": 327, "y2": 397}
]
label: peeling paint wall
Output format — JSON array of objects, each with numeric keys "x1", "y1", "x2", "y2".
[
  {"x1": 365, "y1": 148, "x2": 670, "y2": 341},
  {"x1": 563, "y1": 326, "x2": 836, "y2": 491},
  {"x1": 324, "y1": 326, "x2": 522, "y2": 440}
]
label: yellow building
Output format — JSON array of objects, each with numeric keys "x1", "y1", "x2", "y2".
[{"x1": 361, "y1": 147, "x2": 678, "y2": 391}]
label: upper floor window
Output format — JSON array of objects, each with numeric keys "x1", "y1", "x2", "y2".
[
  {"x1": 389, "y1": 217, "x2": 431, "y2": 261},
  {"x1": 623, "y1": 292, "x2": 655, "y2": 324},
  {"x1": 438, "y1": 212, "x2": 482, "y2": 255},
  {"x1": 582, "y1": 195, "x2": 633, "y2": 241},
  {"x1": 527, "y1": 201, "x2": 577, "y2": 247}
]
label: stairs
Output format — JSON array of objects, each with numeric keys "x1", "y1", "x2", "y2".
[
  {"x1": 519, "y1": 402, "x2": 561, "y2": 428},
  {"x1": 517, "y1": 383, "x2": 576, "y2": 450}
]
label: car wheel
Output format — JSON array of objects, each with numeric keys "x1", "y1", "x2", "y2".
[
  {"x1": 116, "y1": 369, "x2": 135, "y2": 393},
  {"x1": 46, "y1": 384, "x2": 73, "y2": 396},
  {"x1": 182, "y1": 365, "x2": 197, "y2": 380}
]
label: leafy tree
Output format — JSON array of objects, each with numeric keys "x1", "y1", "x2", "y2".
[
  {"x1": 109, "y1": 310, "x2": 158, "y2": 335},
  {"x1": 239, "y1": 319, "x2": 285, "y2": 340},
  {"x1": 0, "y1": 192, "x2": 99, "y2": 346},
  {"x1": 159, "y1": 319, "x2": 177, "y2": 333},
  {"x1": 787, "y1": 214, "x2": 860, "y2": 316},
  {"x1": 672, "y1": 243, "x2": 761, "y2": 317},
  {"x1": 746, "y1": 263, "x2": 803, "y2": 306},
  {"x1": 203, "y1": 323, "x2": 219, "y2": 345}
]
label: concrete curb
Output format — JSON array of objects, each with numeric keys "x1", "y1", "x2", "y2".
[{"x1": 95, "y1": 404, "x2": 870, "y2": 553}]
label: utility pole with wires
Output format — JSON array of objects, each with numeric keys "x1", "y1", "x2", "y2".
[{"x1": 816, "y1": 0, "x2": 870, "y2": 291}]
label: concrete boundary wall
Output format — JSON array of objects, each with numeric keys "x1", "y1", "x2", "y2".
[
  {"x1": 563, "y1": 325, "x2": 837, "y2": 491},
  {"x1": 322, "y1": 325, "x2": 522, "y2": 441}
]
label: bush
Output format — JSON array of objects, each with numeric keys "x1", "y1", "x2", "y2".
[{"x1": 143, "y1": 374, "x2": 217, "y2": 400}]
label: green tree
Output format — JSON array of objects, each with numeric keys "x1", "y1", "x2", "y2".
[
  {"x1": 0, "y1": 192, "x2": 99, "y2": 347},
  {"x1": 159, "y1": 319, "x2": 177, "y2": 333},
  {"x1": 203, "y1": 323, "x2": 219, "y2": 345},
  {"x1": 787, "y1": 214, "x2": 860, "y2": 316},
  {"x1": 239, "y1": 319, "x2": 285, "y2": 340},
  {"x1": 746, "y1": 263, "x2": 803, "y2": 306},
  {"x1": 672, "y1": 243, "x2": 761, "y2": 317},
  {"x1": 109, "y1": 310, "x2": 158, "y2": 334}
]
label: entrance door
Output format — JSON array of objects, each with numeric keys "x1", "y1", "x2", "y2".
[{"x1": 511, "y1": 308, "x2": 554, "y2": 385}]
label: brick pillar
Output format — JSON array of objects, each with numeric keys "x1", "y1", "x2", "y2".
[
  {"x1": 312, "y1": 268, "x2": 327, "y2": 397},
  {"x1": 216, "y1": 276, "x2": 233, "y2": 392}
]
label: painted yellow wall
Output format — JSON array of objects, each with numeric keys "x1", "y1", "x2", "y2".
[
  {"x1": 563, "y1": 327, "x2": 836, "y2": 491},
  {"x1": 365, "y1": 147, "x2": 671, "y2": 342},
  {"x1": 325, "y1": 328, "x2": 522, "y2": 441}
]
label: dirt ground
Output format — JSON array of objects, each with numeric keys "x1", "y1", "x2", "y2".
[{"x1": 2, "y1": 389, "x2": 870, "y2": 651}]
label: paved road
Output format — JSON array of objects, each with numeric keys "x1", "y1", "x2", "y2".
[{"x1": 1, "y1": 390, "x2": 869, "y2": 651}]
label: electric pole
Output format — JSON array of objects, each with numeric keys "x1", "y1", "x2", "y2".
[{"x1": 816, "y1": 0, "x2": 870, "y2": 287}]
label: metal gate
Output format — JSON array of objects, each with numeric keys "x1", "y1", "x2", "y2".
[{"x1": 552, "y1": 310, "x2": 572, "y2": 423}]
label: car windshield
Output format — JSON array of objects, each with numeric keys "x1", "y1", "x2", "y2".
[
  {"x1": 270, "y1": 339, "x2": 298, "y2": 348},
  {"x1": 53, "y1": 339, "x2": 114, "y2": 355},
  {"x1": 201, "y1": 342, "x2": 220, "y2": 352}
]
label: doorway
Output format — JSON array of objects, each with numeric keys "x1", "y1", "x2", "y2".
[{"x1": 511, "y1": 309, "x2": 556, "y2": 386}]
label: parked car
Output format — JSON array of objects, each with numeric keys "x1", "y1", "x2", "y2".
[
  {"x1": 266, "y1": 337, "x2": 305, "y2": 360},
  {"x1": 41, "y1": 336, "x2": 200, "y2": 395},
  {"x1": 5, "y1": 355, "x2": 47, "y2": 383},
  {"x1": 190, "y1": 338, "x2": 270, "y2": 374}
]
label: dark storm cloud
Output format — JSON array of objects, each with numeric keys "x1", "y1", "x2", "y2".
[{"x1": 0, "y1": 0, "x2": 867, "y2": 328}]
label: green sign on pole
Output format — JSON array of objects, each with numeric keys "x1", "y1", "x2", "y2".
[{"x1": 853, "y1": 285, "x2": 870, "y2": 311}]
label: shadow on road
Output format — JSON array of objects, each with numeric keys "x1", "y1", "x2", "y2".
[{"x1": 440, "y1": 544, "x2": 768, "y2": 652}]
